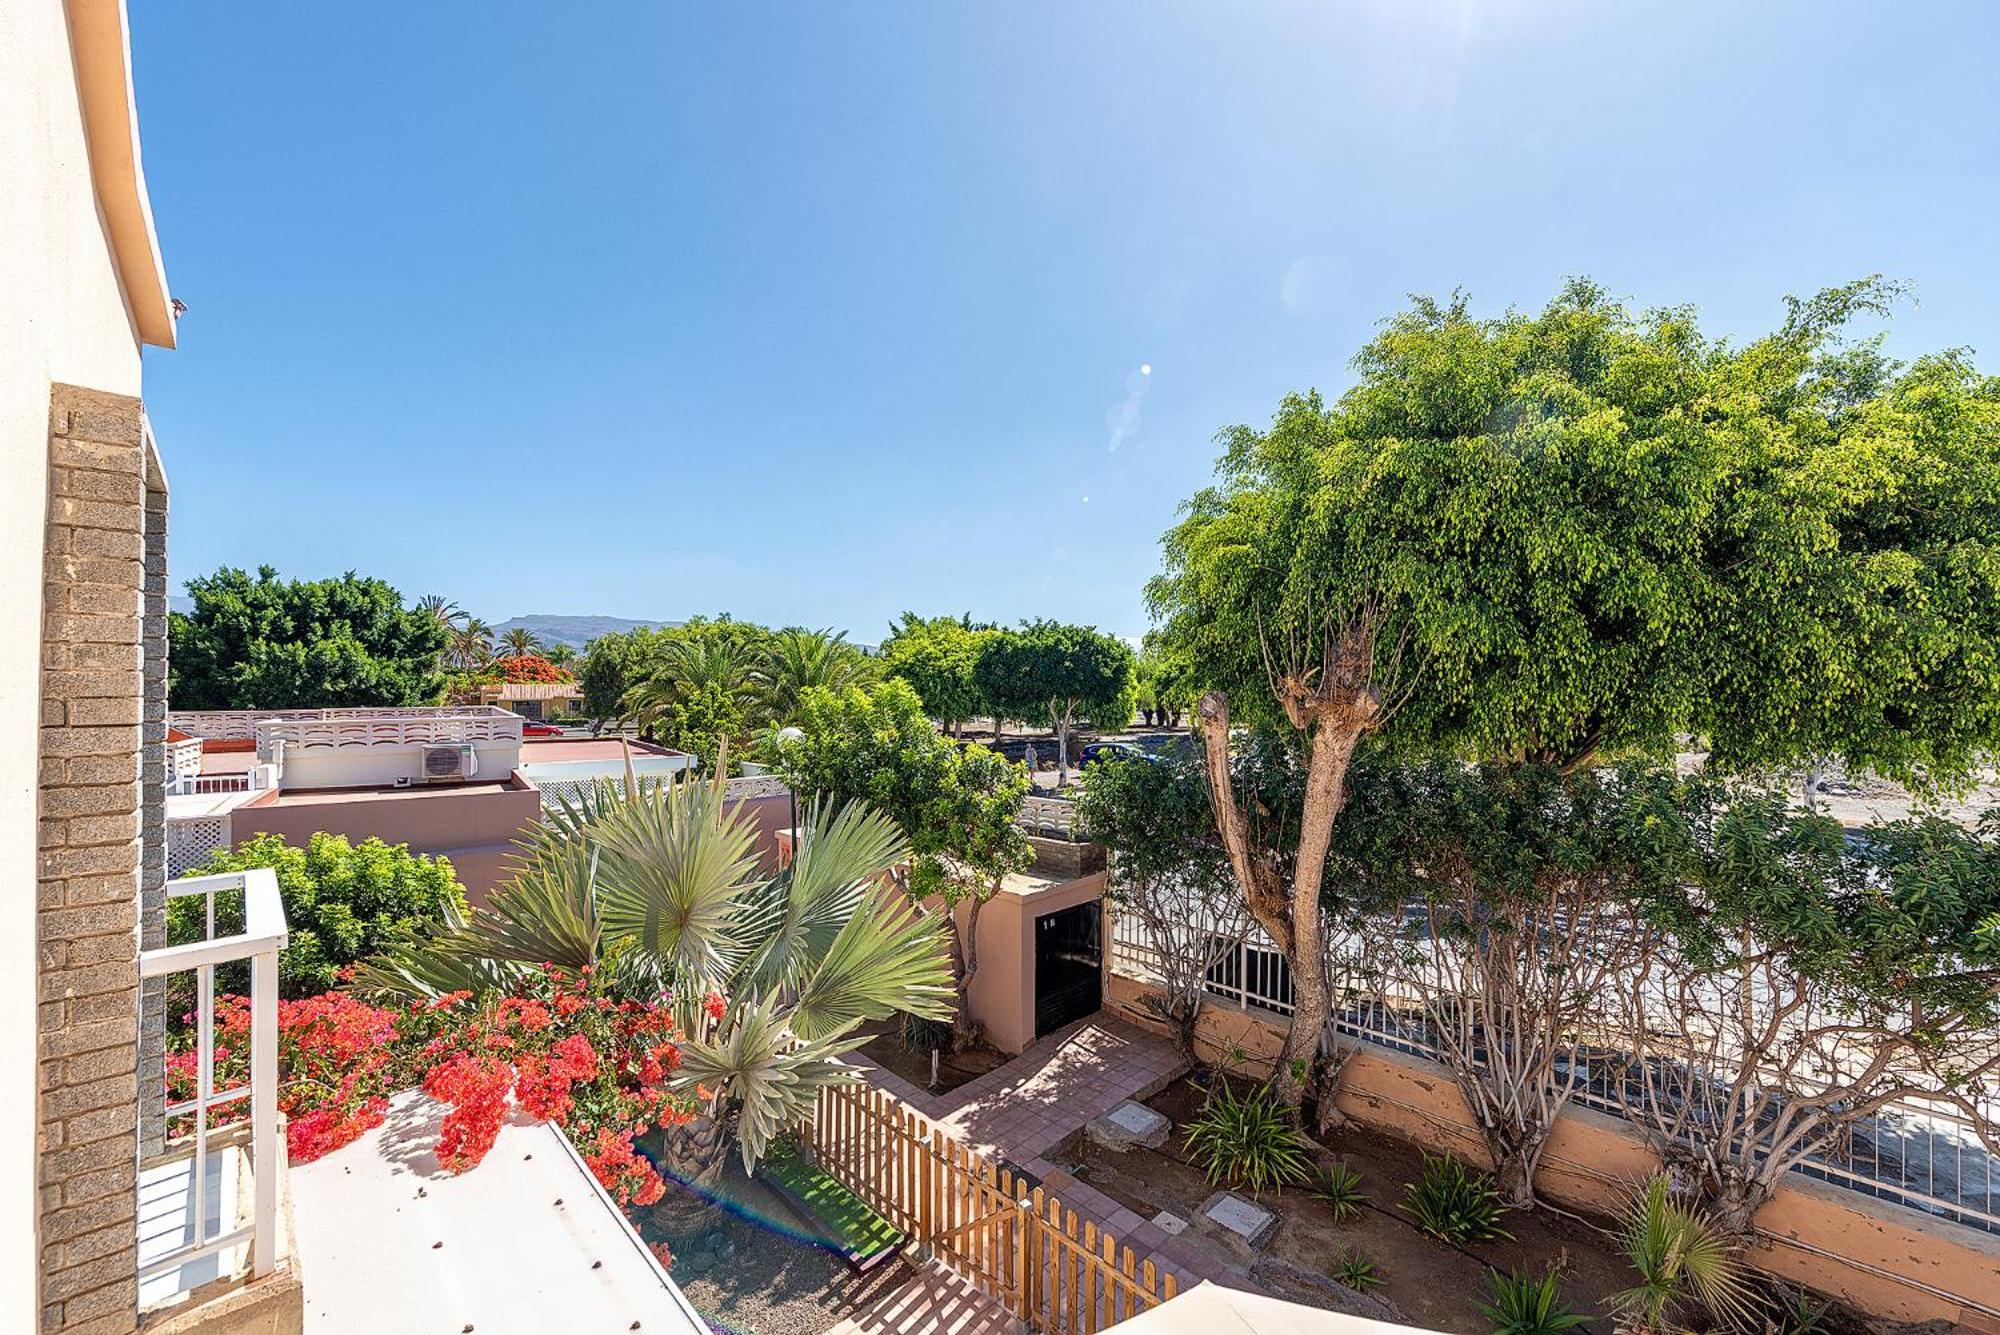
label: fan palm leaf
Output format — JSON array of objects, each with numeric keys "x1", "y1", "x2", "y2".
[
  {"x1": 673, "y1": 998, "x2": 869, "y2": 1167},
  {"x1": 736, "y1": 797, "x2": 908, "y2": 996},
  {"x1": 591, "y1": 778, "x2": 762, "y2": 985}
]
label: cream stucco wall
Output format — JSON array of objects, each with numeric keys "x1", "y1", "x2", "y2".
[{"x1": 0, "y1": 4, "x2": 150, "y2": 1328}]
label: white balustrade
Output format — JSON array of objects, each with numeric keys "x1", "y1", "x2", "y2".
[{"x1": 139, "y1": 869, "x2": 288, "y2": 1292}]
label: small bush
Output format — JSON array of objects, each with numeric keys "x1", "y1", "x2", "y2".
[
  {"x1": 1476, "y1": 1267, "x2": 1586, "y2": 1335},
  {"x1": 1332, "y1": 1249, "x2": 1383, "y2": 1293},
  {"x1": 1182, "y1": 1080, "x2": 1313, "y2": 1195},
  {"x1": 179, "y1": 832, "x2": 466, "y2": 997},
  {"x1": 1401, "y1": 1152, "x2": 1512, "y2": 1244},
  {"x1": 1314, "y1": 1160, "x2": 1367, "y2": 1221}
]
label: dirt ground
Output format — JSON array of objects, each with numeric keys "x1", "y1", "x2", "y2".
[
  {"x1": 633, "y1": 1160, "x2": 914, "y2": 1335},
  {"x1": 857, "y1": 1024, "x2": 1010, "y2": 1095},
  {"x1": 1063, "y1": 1077, "x2": 1642, "y2": 1335}
]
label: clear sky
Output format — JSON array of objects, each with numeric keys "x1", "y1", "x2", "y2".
[{"x1": 131, "y1": 1, "x2": 2000, "y2": 641}]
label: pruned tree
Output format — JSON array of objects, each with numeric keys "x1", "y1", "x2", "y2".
[
  {"x1": 1149, "y1": 393, "x2": 1422, "y2": 1111},
  {"x1": 1338, "y1": 760, "x2": 1695, "y2": 1206},
  {"x1": 881, "y1": 613, "x2": 994, "y2": 738},
  {"x1": 1607, "y1": 794, "x2": 2000, "y2": 1237}
]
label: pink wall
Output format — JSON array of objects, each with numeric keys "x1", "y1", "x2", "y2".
[
  {"x1": 961, "y1": 871, "x2": 1107, "y2": 1055},
  {"x1": 230, "y1": 775, "x2": 543, "y2": 905}
]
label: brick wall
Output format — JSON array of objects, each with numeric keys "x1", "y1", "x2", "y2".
[{"x1": 37, "y1": 385, "x2": 151, "y2": 1335}]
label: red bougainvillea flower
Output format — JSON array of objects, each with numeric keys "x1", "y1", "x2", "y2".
[{"x1": 702, "y1": 990, "x2": 726, "y2": 1021}]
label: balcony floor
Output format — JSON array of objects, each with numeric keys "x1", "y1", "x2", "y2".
[{"x1": 289, "y1": 1090, "x2": 706, "y2": 1334}]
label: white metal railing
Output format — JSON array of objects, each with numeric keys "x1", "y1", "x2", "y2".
[
  {"x1": 139, "y1": 869, "x2": 288, "y2": 1292},
  {"x1": 1108, "y1": 909, "x2": 2000, "y2": 1235}
]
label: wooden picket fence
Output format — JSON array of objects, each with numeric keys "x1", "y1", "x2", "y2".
[{"x1": 806, "y1": 1082, "x2": 1177, "y2": 1333}]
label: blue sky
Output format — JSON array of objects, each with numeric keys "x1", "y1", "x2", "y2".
[{"x1": 132, "y1": 2, "x2": 2000, "y2": 641}]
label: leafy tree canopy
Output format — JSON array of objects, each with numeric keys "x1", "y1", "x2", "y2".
[
  {"x1": 881, "y1": 613, "x2": 994, "y2": 728},
  {"x1": 169, "y1": 566, "x2": 448, "y2": 710},
  {"x1": 973, "y1": 620, "x2": 1138, "y2": 738},
  {"x1": 182, "y1": 831, "x2": 466, "y2": 997},
  {"x1": 775, "y1": 680, "x2": 1030, "y2": 899},
  {"x1": 1151, "y1": 278, "x2": 2000, "y2": 785}
]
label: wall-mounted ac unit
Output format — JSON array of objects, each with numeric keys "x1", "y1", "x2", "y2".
[{"x1": 420, "y1": 744, "x2": 478, "y2": 783}]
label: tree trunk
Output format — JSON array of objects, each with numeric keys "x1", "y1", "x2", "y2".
[
  {"x1": 945, "y1": 894, "x2": 992, "y2": 1049},
  {"x1": 1706, "y1": 1173, "x2": 1773, "y2": 1241},
  {"x1": 1053, "y1": 706, "x2": 1072, "y2": 787},
  {"x1": 1479, "y1": 1122, "x2": 1549, "y2": 1210}
]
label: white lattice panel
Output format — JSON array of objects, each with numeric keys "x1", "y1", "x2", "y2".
[{"x1": 166, "y1": 816, "x2": 229, "y2": 877}]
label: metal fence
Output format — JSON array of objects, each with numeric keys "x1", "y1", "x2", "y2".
[{"x1": 1108, "y1": 912, "x2": 1999, "y2": 1235}]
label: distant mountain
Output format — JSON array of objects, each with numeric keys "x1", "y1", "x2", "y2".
[{"x1": 490, "y1": 615, "x2": 676, "y2": 649}]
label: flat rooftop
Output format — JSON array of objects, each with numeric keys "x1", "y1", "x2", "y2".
[
  {"x1": 290, "y1": 1091, "x2": 706, "y2": 1335},
  {"x1": 520, "y1": 737, "x2": 684, "y2": 764},
  {"x1": 253, "y1": 780, "x2": 522, "y2": 806}
]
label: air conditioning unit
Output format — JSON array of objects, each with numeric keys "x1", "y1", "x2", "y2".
[{"x1": 420, "y1": 744, "x2": 478, "y2": 783}]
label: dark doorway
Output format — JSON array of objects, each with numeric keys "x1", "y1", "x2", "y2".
[{"x1": 1033, "y1": 901, "x2": 1102, "y2": 1038}]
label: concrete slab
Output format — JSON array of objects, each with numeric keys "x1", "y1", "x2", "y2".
[
  {"x1": 1200, "y1": 1192, "x2": 1278, "y2": 1248},
  {"x1": 1087, "y1": 1099, "x2": 1170, "y2": 1151}
]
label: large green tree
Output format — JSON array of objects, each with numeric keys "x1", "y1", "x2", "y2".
[
  {"x1": 774, "y1": 680, "x2": 1031, "y2": 1042},
  {"x1": 169, "y1": 566, "x2": 448, "y2": 710},
  {"x1": 881, "y1": 613, "x2": 993, "y2": 737},
  {"x1": 972, "y1": 620, "x2": 1137, "y2": 784},
  {"x1": 1150, "y1": 277, "x2": 2000, "y2": 1117}
]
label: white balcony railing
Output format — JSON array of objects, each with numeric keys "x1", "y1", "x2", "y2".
[
  {"x1": 138, "y1": 869, "x2": 289, "y2": 1299},
  {"x1": 170, "y1": 706, "x2": 526, "y2": 749}
]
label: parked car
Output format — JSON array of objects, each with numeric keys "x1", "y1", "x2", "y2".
[
  {"x1": 1078, "y1": 741, "x2": 1159, "y2": 770},
  {"x1": 521, "y1": 721, "x2": 564, "y2": 737}
]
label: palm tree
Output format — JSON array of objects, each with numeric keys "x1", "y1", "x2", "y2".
[
  {"x1": 544, "y1": 643, "x2": 578, "y2": 668},
  {"x1": 447, "y1": 619, "x2": 494, "y2": 671},
  {"x1": 754, "y1": 627, "x2": 875, "y2": 724},
  {"x1": 417, "y1": 593, "x2": 464, "y2": 627},
  {"x1": 620, "y1": 638, "x2": 760, "y2": 736},
  {"x1": 499, "y1": 626, "x2": 544, "y2": 657},
  {"x1": 353, "y1": 780, "x2": 952, "y2": 1197},
  {"x1": 1609, "y1": 1176, "x2": 1755, "y2": 1334}
]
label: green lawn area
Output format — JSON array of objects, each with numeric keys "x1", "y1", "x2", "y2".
[{"x1": 759, "y1": 1145, "x2": 904, "y2": 1269}]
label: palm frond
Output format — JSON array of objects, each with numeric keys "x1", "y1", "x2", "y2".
[
  {"x1": 788, "y1": 887, "x2": 954, "y2": 1039},
  {"x1": 738, "y1": 797, "x2": 909, "y2": 995},
  {"x1": 591, "y1": 778, "x2": 762, "y2": 986},
  {"x1": 673, "y1": 998, "x2": 868, "y2": 1168}
]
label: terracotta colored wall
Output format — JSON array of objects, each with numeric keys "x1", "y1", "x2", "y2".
[
  {"x1": 962, "y1": 871, "x2": 1107, "y2": 1055},
  {"x1": 1103, "y1": 971, "x2": 2000, "y2": 1329},
  {"x1": 229, "y1": 775, "x2": 543, "y2": 906}
]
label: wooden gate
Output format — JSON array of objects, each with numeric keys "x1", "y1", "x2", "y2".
[{"x1": 808, "y1": 1083, "x2": 1177, "y2": 1333}]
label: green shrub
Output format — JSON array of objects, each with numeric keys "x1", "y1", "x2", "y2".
[
  {"x1": 1476, "y1": 1267, "x2": 1586, "y2": 1335},
  {"x1": 1610, "y1": 1176, "x2": 1754, "y2": 1333},
  {"x1": 1182, "y1": 1080, "x2": 1313, "y2": 1195},
  {"x1": 1332, "y1": 1249, "x2": 1383, "y2": 1293},
  {"x1": 1313, "y1": 1160, "x2": 1367, "y2": 1221},
  {"x1": 178, "y1": 832, "x2": 466, "y2": 996},
  {"x1": 1401, "y1": 1152, "x2": 1512, "y2": 1244}
]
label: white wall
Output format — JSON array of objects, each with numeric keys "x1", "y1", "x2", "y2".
[{"x1": 0, "y1": 3, "x2": 146, "y2": 1325}]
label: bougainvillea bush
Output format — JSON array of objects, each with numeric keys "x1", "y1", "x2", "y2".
[
  {"x1": 490, "y1": 654, "x2": 574, "y2": 684},
  {"x1": 169, "y1": 967, "x2": 693, "y2": 1208}
]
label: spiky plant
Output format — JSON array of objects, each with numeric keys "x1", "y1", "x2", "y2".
[
  {"x1": 354, "y1": 779, "x2": 954, "y2": 1185},
  {"x1": 1401, "y1": 1152, "x2": 1512, "y2": 1244},
  {"x1": 1314, "y1": 1160, "x2": 1368, "y2": 1221},
  {"x1": 1332, "y1": 1249, "x2": 1383, "y2": 1293},
  {"x1": 1182, "y1": 1080, "x2": 1313, "y2": 1195},
  {"x1": 1609, "y1": 1176, "x2": 1755, "y2": 1334},
  {"x1": 1477, "y1": 1267, "x2": 1587, "y2": 1335}
]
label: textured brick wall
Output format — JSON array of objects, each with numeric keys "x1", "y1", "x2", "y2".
[{"x1": 38, "y1": 385, "x2": 148, "y2": 1335}]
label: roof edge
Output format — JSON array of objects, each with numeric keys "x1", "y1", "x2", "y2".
[{"x1": 66, "y1": 0, "x2": 175, "y2": 349}]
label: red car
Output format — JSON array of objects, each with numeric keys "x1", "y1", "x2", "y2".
[{"x1": 521, "y1": 721, "x2": 564, "y2": 737}]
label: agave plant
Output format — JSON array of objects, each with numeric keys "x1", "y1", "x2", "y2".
[
  {"x1": 354, "y1": 777, "x2": 954, "y2": 1186},
  {"x1": 1478, "y1": 1266, "x2": 1587, "y2": 1335},
  {"x1": 1609, "y1": 1176, "x2": 1755, "y2": 1334}
]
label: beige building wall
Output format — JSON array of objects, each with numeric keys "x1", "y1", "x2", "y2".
[{"x1": 3, "y1": 4, "x2": 175, "y2": 1331}]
